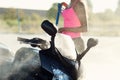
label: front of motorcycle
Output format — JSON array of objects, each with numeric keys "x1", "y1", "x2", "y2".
[
  {"x1": 40, "y1": 20, "x2": 73, "y2": 80},
  {"x1": 10, "y1": 20, "x2": 97, "y2": 80},
  {"x1": 9, "y1": 20, "x2": 73, "y2": 80}
]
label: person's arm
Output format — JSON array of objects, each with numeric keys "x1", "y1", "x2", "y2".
[
  {"x1": 58, "y1": 26, "x2": 86, "y2": 33},
  {"x1": 76, "y1": 1, "x2": 87, "y2": 32}
]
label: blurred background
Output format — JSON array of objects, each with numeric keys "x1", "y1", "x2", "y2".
[
  {"x1": 0, "y1": 0, "x2": 120, "y2": 36},
  {"x1": 0, "y1": 0, "x2": 120, "y2": 80}
]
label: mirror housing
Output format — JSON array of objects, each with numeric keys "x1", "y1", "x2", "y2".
[{"x1": 41, "y1": 20, "x2": 57, "y2": 36}]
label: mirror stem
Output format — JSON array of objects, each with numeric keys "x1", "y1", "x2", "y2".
[
  {"x1": 77, "y1": 47, "x2": 90, "y2": 61},
  {"x1": 51, "y1": 35, "x2": 56, "y2": 54}
]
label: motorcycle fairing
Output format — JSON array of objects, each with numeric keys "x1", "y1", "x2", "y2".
[{"x1": 39, "y1": 48, "x2": 73, "y2": 80}]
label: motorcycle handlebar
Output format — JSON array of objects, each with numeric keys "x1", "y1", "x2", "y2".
[{"x1": 17, "y1": 37, "x2": 49, "y2": 50}]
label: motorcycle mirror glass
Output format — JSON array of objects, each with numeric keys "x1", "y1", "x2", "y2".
[{"x1": 41, "y1": 20, "x2": 57, "y2": 36}]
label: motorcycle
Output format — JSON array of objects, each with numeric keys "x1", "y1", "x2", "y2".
[{"x1": 6, "y1": 20, "x2": 97, "y2": 80}]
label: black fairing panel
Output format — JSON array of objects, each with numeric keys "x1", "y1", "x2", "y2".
[{"x1": 39, "y1": 49, "x2": 66, "y2": 73}]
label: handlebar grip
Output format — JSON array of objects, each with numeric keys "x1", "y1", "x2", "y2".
[{"x1": 17, "y1": 37, "x2": 30, "y2": 42}]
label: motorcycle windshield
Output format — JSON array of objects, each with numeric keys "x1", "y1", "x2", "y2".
[{"x1": 55, "y1": 33, "x2": 77, "y2": 60}]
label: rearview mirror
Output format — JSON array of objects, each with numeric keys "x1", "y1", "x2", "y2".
[{"x1": 41, "y1": 20, "x2": 57, "y2": 36}]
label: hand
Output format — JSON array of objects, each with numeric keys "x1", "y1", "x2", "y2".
[{"x1": 58, "y1": 28, "x2": 65, "y2": 33}]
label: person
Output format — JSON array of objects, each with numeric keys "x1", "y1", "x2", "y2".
[
  {"x1": 58, "y1": 0, "x2": 87, "y2": 55},
  {"x1": 58, "y1": 0, "x2": 87, "y2": 79}
]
